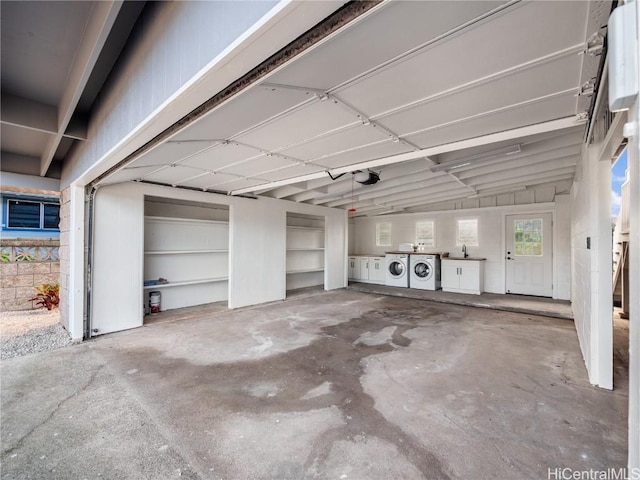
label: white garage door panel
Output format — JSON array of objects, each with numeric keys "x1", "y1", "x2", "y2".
[
  {"x1": 315, "y1": 141, "x2": 412, "y2": 169},
  {"x1": 256, "y1": 164, "x2": 325, "y2": 182},
  {"x1": 376, "y1": 56, "x2": 581, "y2": 136},
  {"x1": 180, "y1": 142, "x2": 262, "y2": 171},
  {"x1": 99, "y1": 166, "x2": 158, "y2": 185},
  {"x1": 401, "y1": 93, "x2": 578, "y2": 148},
  {"x1": 268, "y1": 1, "x2": 507, "y2": 91},
  {"x1": 337, "y1": 2, "x2": 586, "y2": 116},
  {"x1": 219, "y1": 155, "x2": 297, "y2": 177},
  {"x1": 143, "y1": 165, "x2": 203, "y2": 184},
  {"x1": 236, "y1": 96, "x2": 360, "y2": 151},
  {"x1": 280, "y1": 124, "x2": 391, "y2": 161},
  {"x1": 128, "y1": 141, "x2": 214, "y2": 168},
  {"x1": 170, "y1": 86, "x2": 314, "y2": 142}
]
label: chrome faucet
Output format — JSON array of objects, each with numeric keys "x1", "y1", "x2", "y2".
[{"x1": 462, "y1": 244, "x2": 468, "y2": 258}]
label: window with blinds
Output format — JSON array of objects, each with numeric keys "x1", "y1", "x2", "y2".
[
  {"x1": 376, "y1": 222, "x2": 392, "y2": 247},
  {"x1": 416, "y1": 220, "x2": 435, "y2": 247}
]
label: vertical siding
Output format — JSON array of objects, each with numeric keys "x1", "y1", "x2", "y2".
[{"x1": 61, "y1": 1, "x2": 278, "y2": 189}]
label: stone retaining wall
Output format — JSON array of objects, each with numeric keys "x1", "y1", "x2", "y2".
[{"x1": 1, "y1": 239, "x2": 60, "y2": 311}]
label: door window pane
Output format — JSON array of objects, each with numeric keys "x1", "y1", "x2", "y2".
[{"x1": 514, "y1": 219, "x2": 543, "y2": 256}]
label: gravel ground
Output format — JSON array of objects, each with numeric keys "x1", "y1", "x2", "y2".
[{"x1": 1, "y1": 309, "x2": 72, "y2": 360}]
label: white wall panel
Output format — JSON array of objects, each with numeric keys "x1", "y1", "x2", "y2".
[{"x1": 353, "y1": 202, "x2": 565, "y2": 297}]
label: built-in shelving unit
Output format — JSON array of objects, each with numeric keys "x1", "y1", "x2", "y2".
[
  {"x1": 143, "y1": 198, "x2": 229, "y2": 313},
  {"x1": 286, "y1": 213, "x2": 325, "y2": 292}
]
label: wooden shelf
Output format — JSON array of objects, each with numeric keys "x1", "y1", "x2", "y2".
[
  {"x1": 286, "y1": 268, "x2": 324, "y2": 274},
  {"x1": 143, "y1": 277, "x2": 228, "y2": 289},
  {"x1": 144, "y1": 249, "x2": 228, "y2": 255},
  {"x1": 286, "y1": 248, "x2": 325, "y2": 252}
]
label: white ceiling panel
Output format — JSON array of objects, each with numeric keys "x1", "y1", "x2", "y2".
[
  {"x1": 180, "y1": 142, "x2": 262, "y2": 171},
  {"x1": 337, "y1": 1, "x2": 587, "y2": 116},
  {"x1": 313, "y1": 140, "x2": 412, "y2": 169},
  {"x1": 170, "y1": 85, "x2": 314, "y2": 142},
  {"x1": 403, "y1": 93, "x2": 578, "y2": 149},
  {"x1": 279, "y1": 123, "x2": 391, "y2": 161},
  {"x1": 128, "y1": 141, "x2": 216, "y2": 168},
  {"x1": 235, "y1": 94, "x2": 361, "y2": 151},
  {"x1": 267, "y1": 1, "x2": 507, "y2": 91},
  {"x1": 377, "y1": 57, "x2": 581, "y2": 137}
]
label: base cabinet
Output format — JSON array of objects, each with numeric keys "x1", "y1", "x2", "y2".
[
  {"x1": 348, "y1": 256, "x2": 362, "y2": 280},
  {"x1": 349, "y1": 256, "x2": 385, "y2": 284},
  {"x1": 441, "y1": 260, "x2": 484, "y2": 295}
]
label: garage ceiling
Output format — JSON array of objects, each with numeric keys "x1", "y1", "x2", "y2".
[{"x1": 17, "y1": 1, "x2": 609, "y2": 216}]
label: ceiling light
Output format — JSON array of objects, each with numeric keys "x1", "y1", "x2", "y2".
[{"x1": 430, "y1": 144, "x2": 521, "y2": 172}]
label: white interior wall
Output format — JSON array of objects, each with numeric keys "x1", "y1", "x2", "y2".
[
  {"x1": 353, "y1": 201, "x2": 570, "y2": 300},
  {"x1": 91, "y1": 182, "x2": 346, "y2": 334},
  {"x1": 570, "y1": 135, "x2": 614, "y2": 390}
]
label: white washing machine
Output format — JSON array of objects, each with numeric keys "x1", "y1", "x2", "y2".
[
  {"x1": 385, "y1": 253, "x2": 409, "y2": 287},
  {"x1": 409, "y1": 254, "x2": 440, "y2": 290}
]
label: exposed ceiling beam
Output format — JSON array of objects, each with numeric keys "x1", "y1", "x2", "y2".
[
  {"x1": 470, "y1": 170, "x2": 577, "y2": 192},
  {"x1": 230, "y1": 115, "x2": 587, "y2": 196},
  {"x1": 40, "y1": 1, "x2": 123, "y2": 176},
  {"x1": 461, "y1": 155, "x2": 578, "y2": 185},
  {"x1": 1, "y1": 94, "x2": 57, "y2": 134}
]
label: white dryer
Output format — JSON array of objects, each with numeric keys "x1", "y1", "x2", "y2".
[
  {"x1": 385, "y1": 253, "x2": 409, "y2": 287},
  {"x1": 409, "y1": 254, "x2": 440, "y2": 290}
]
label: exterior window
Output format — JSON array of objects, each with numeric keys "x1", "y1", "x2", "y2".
[
  {"x1": 514, "y1": 219, "x2": 543, "y2": 256},
  {"x1": 456, "y1": 218, "x2": 478, "y2": 246},
  {"x1": 416, "y1": 220, "x2": 435, "y2": 247},
  {"x1": 376, "y1": 222, "x2": 392, "y2": 247},
  {"x1": 7, "y1": 200, "x2": 60, "y2": 230}
]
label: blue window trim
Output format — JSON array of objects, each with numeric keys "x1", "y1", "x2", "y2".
[{"x1": 1, "y1": 195, "x2": 61, "y2": 232}]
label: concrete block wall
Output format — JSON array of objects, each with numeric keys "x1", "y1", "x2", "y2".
[
  {"x1": 1, "y1": 262, "x2": 60, "y2": 311},
  {"x1": 59, "y1": 187, "x2": 71, "y2": 330}
]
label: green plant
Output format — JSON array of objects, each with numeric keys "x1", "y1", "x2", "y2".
[
  {"x1": 1, "y1": 251, "x2": 10, "y2": 262},
  {"x1": 30, "y1": 283, "x2": 60, "y2": 310}
]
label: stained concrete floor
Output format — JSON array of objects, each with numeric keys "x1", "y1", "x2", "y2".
[{"x1": 1, "y1": 289, "x2": 628, "y2": 479}]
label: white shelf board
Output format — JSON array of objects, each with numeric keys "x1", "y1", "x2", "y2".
[
  {"x1": 286, "y1": 226, "x2": 324, "y2": 231},
  {"x1": 286, "y1": 248, "x2": 325, "y2": 251},
  {"x1": 145, "y1": 215, "x2": 229, "y2": 225},
  {"x1": 143, "y1": 277, "x2": 228, "y2": 289},
  {"x1": 144, "y1": 249, "x2": 229, "y2": 255},
  {"x1": 286, "y1": 268, "x2": 325, "y2": 274}
]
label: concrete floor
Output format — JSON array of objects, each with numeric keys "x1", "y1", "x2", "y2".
[{"x1": 1, "y1": 289, "x2": 628, "y2": 479}]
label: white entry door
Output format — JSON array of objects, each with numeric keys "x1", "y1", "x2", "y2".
[{"x1": 505, "y1": 213, "x2": 552, "y2": 297}]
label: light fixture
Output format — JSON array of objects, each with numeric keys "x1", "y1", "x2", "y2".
[
  {"x1": 430, "y1": 144, "x2": 522, "y2": 172},
  {"x1": 354, "y1": 170, "x2": 380, "y2": 185}
]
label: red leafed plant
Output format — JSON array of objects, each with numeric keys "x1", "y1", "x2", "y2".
[{"x1": 30, "y1": 283, "x2": 60, "y2": 310}]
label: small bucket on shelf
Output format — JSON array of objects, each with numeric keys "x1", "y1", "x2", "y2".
[{"x1": 149, "y1": 291, "x2": 161, "y2": 315}]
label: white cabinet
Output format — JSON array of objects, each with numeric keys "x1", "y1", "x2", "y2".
[
  {"x1": 441, "y1": 259, "x2": 485, "y2": 295},
  {"x1": 286, "y1": 214, "x2": 325, "y2": 291},
  {"x1": 143, "y1": 216, "x2": 229, "y2": 311},
  {"x1": 348, "y1": 256, "x2": 361, "y2": 280},
  {"x1": 350, "y1": 256, "x2": 385, "y2": 284}
]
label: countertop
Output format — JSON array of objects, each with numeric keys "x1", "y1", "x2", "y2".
[
  {"x1": 441, "y1": 256, "x2": 486, "y2": 261},
  {"x1": 384, "y1": 251, "x2": 450, "y2": 256}
]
